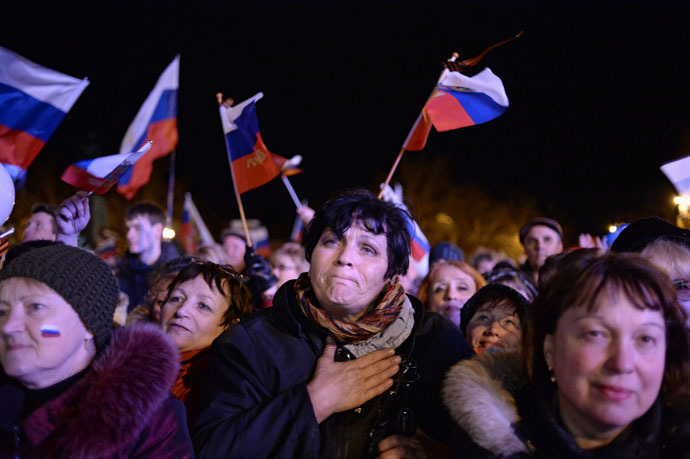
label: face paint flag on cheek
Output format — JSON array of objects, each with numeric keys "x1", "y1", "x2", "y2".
[{"x1": 40, "y1": 324, "x2": 61, "y2": 337}]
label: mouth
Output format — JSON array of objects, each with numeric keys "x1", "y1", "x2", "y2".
[
  {"x1": 441, "y1": 303, "x2": 462, "y2": 313},
  {"x1": 593, "y1": 383, "x2": 634, "y2": 402},
  {"x1": 6, "y1": 343, "x2": 31, "y2": 351},
  {"x1": 167, "y1": 323, "x2": 190, "y2": 333}
]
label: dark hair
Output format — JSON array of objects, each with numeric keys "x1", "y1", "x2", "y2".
[
  {"x1": 523, "y1": 249, "x2": 690, "y2": 404},
  {"x1": 302, "y1": 189, "x2": 411, "y2": 280},
  {"x1": 460, "y1": 283, "x2": 528, "y2": 337},
  {"x1": 166, "y1": 260, "x2": 252, "y2": 327},
  {"x1": 30, "y1": 203, "x2": 58, "y2": 234},
  {"x1": 125, "y1": 202, "x2": 166, "y2": 226}
]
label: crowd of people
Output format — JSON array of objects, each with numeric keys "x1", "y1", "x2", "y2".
[{"x1": 2, "y1": 188, "x2": 690, "y2": 458}]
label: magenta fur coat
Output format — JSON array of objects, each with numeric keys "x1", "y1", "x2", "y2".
[{"x1": 0, "y1": 323, "x2": 194, "y2": 458}]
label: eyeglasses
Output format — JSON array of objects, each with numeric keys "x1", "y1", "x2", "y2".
[{"x1": 673, "y1": 279, "x2": 690, "y2": 301}]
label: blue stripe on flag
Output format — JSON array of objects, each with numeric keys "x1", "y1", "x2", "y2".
[
  {"x1": 0, "y1": 82, "x2": 66, "y2": 141},
  {"x1": 150, "y1": 89, "x2": 177, "y2": 123},
  {"x1": 445, "y1": 90, "x2": 507, "y2": 125},
  {"x1": 224, "y1": 102, "x2": 260, "y2": 161}
]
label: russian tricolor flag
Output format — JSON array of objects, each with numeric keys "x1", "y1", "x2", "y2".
[
  {"x1": 117, "y1": 55, "x2": 179, "y2": 199},
  {"x1": 425, "y1": 67, "x2": 508, "y2": 132},
  {"x1": 0, "y1": 46, "x2": 89, "y2": 182},
  {"x1": 61, "y1": 141, "x2": 152, "y2": 194},
  {"x1": 219, "y1": 92, "x2": 286, "y2": 194}
]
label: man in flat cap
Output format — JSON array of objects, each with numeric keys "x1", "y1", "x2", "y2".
[{"x1": 518, "y1": 217, "x2": 564, "y2": 287}]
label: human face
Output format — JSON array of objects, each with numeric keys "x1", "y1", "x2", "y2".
[
  {"x1": 466, "y1": 301, "x2": 521, "y2": 352},
  {"x1": 0, "y1": 277, "x2": 95, "y2": 389},
  {"x1": 23, "y1": 212, "x2": 56, "y2": 242},
  {"x1": 309, "y1": 223, "x2": 389, "y2": 321},
  {"x1": 273, "y1": 253, "x2": 300, "y2": 288},
  {"x1": 543, "y1": 293, "x2": 666, "y2": 445},
  {"x1": 161, "y1": 276, "x2": 230, "y2": 352},
  {"x1": 427, "y1": 265, "x2": 477, "y2": 327},
  {"x1": 672, "y1": 279, "x2": 690, "y2": 326},
  {"x1": 222, "y1": 235, "x2": 246, "y2": 272},
  {"x1": 524, "y1": 225, "x2": 563, "y2": 270},
  {"x1": 126, "y1": 215, "x2": 162, "y2": 256}
]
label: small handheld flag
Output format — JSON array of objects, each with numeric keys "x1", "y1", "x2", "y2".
[
  {"x1": 61, "y1": 141, "x2": 153, "y2": 194},
  {"x1": 0, "y1": 46, "x2": 89, "y2": 183},
  {"x1": 219, "y1": 92, "x2": 288, "y2": 194}
]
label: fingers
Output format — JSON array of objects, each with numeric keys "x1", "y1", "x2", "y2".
[
  {"x1": 321, "y1": 336, "x2": 337, "y2": 360},
  {"x1": 377, "y1": 434, "x2": 425, "y2": 459},
  {"x1": 353, "y1": 347, "x2": 396, "y2": 368}
]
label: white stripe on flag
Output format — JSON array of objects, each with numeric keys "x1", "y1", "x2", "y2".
[{"x1": 0, "y1": 46, "x2": 89, "y2": 112}]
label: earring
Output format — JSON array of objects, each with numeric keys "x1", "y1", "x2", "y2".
[{"x1": 548, "y1": 367, "x2": 556, "y2": 383}]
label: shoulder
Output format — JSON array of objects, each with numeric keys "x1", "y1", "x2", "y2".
[{"x1": 442, "y1": 350, "x2": 528, "y2": 457}]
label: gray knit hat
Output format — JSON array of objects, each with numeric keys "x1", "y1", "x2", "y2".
[{"x1": 0, "y1": 243, "x2": 119, "y2": 350}]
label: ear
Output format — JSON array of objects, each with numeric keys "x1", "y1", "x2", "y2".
[
  {"x1": 543, "y1": 334, "x2": 554, "y2": 369},
  {"x1": 84, "y1": 330, "x2": 94, "y2": 341},
  {"x1": 153, "y1": 222, "x2": 164, "y2": 237}
]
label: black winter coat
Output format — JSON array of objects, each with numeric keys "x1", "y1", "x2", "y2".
[{"x1": 192, "y1": 280, "x2": 471, "y2": 458}]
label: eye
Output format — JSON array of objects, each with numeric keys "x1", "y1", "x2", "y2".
[
  {"x1": 456, "y1": 285, "x2": 469, "y2": 292},
  {"x1": 199, "y1": 303, "x2": 212, "y2": 312},
  {"x1": 168, "y1": 295, "x2": 183, "y2": 303},
  {"x1": 321, "y1": 237, "x2": 338, "y2": 247},
  {"x1": 29, "y1": 303, "x2": 45, "y2": 312},
  {"x1": 432, "y1": 285, "x2": 446, "y2": 294},
  {"x1": 0, "y1": 307, "x2": 8, "y2": 317},
  {"x1": 361, "y1": 245, "x2": 377, "y2": 255},
  {"x1": 476, "y1": 313, "x2": 491, "y2": 322}
]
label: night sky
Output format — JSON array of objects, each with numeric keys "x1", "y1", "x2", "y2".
[{"x1": 3, "y1": 0, "x2": 690, "y2": 245}]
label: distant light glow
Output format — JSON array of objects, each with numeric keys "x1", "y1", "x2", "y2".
[
  {"x1": 435, "y1": 212, "x2": 454, "y2": 226},
  {"x1": 608, "y1": 225, "x2": 617, "y2": 233},
  {"x1": 163, "y1": 227, "x2": 176, "y2": 240}
]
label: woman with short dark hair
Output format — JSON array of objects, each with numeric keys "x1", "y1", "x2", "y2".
[
  {"x1": 193, "y1": 189, "x2": 472, "y2": 458},
  {"x1": 443, "y1": 249, "x2": 690, "y2": 457}
]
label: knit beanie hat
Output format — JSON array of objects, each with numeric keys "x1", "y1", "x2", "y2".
[
  {"x1": 0, "y1": 243, "x2": 119, "y2": 350},
  {"x1": 430, "y1": 241, "x2": 465, "y2": 264},
  {"x1": 610, "y1": 216, "x2": 690, "y2": 253},
  {"x1": 519, "y1": 218, "x2": 564, "y2": 245}
]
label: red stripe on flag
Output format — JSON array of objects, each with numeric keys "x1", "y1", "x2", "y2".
[
  {"x1": 61, "y1": 164, "x2": 118, "y2": 194},
  {"x1": 0, "y1": 125, "x2": 46, "y2": 168},
  {"x1": 231, "y1": 133, "x2": 282, "y2": 194},
  {"x1": 424, "y1": 92, "x2": 474, "y2": 131},
  {"x1": 117, "y1": 118, "x2": 178, "y2": 199}
]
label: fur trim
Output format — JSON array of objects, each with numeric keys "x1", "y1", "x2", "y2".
[
  {"x1": 442, "y1": 350, "x2": 528, "y2": 456},
  {"x1": 51, "y1": 323, "x2": 180, "y2": 457}
]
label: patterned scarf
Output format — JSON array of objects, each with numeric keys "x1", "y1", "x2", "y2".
[{"x1": 294, "y1": 272, "x2": 406, "y2": 344}]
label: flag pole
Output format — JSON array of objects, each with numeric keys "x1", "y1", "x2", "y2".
[
  {"x1": 217, "y1": 93, "x2": 254, "y2": 247},
  {"x1": 377, "y1": 53, "x2": 465, "y2": 200},
  {"x1": 281, "y1": 173, "x2": 302, "y2": 208},
  {"x1": 378, "y1": 147, "x2": 406, "y2": 199},
  {"x1": 166, "y1": 148, "x2": 176, "y2": 228}
]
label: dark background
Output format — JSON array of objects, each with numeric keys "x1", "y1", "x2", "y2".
[{"x1": 3, "y1": 0, "x2": 690, "y2": 247}]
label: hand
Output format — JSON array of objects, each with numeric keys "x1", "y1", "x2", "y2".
[
  {"x1": 307, "y1": 337, "x2": 401, "y2": 423},
  {"x1": 296, "y1": 205, "x2": 315, "y2": 226},
  {"x1": 55, "y1": 191, "x2": 90, "y2": 246},
  {"x1": 377, "y1": 430, "x2": 449, "y2": 459},
  {"x1": 244, "y1": 246, "x2": 277, "y2": 292}
]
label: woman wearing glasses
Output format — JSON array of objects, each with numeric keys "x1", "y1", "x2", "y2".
[{"x1": 160, "y1": 260, "x2": 252, "y2": 427}]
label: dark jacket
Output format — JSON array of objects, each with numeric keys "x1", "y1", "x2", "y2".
[
  {"x1": 0, "y1": 324, "x2": 194, "y2": 458},
  {"x1": 442, "y1": 350, "x2": 690, "y2": 458},
  {"x1": 192, "y1": 280, "x2": 471, "y2": 458},
  {"x1": 117, "y1": 241, "x2": 180, "y2": 311}
]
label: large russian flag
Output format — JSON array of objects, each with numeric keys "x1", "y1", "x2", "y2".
[
  {"x1": 219, "y1": 92, "x2": 286, "y2": 194},
  {"x1": 117, "y1": 55, "x2": 179, "y2": 199},
  {"x1": 0, "y1": 46, "x2": 89, "y2": 182},
  {"x1": 424, "y1": 67, "x2": 508, "y2": 132}
]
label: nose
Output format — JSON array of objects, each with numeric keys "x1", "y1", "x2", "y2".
[
  {"x1": 127, "y1": 227, "x2": 136, "y2": 241},
  {"x1": 1, "y1": 307, "x2": 24, "y2": 335},
  {"x1": 334, "y1": 243, "x2": 355, "y2": 267},
  {"x1": 444, "y1": 286, "x2": 458, "y2": 301},
  {"x1": 172, "y1": 301, "x2": 190, "y2": 319},
  {"x1": 605, "y1": 338, "x2": 635, "y2": 374},
  {"x1": 482, "y1": 320, "x2": 502, "y2": 337}
]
